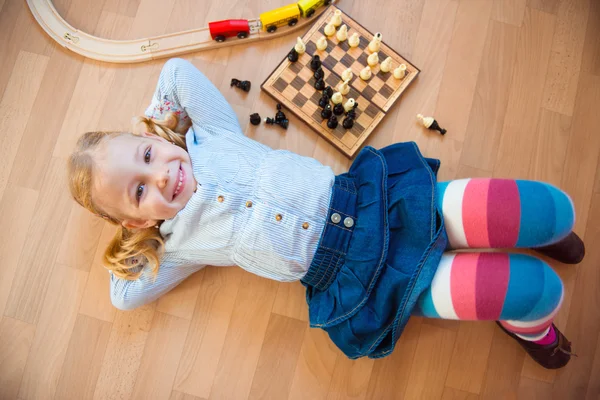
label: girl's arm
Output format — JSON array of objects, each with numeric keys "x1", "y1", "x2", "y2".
[
  {"x1": 146, "y1": 58, "x2": 243, "y2": 136},
  {"x1": 109, "y1": 260, "x2": 205, "y2": 310}
]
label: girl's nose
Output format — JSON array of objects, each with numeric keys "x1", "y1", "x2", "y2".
[{"x1": 156, "y1": 169, "x2": 169, "y2": 189}]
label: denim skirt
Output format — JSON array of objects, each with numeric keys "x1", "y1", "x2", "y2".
[{"x1": 301, "y1": 142, "x2": 448, "y2": 359}]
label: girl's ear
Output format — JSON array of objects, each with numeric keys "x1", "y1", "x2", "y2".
[{"x1": 122, "y1": 218, "x2": 157, "y2": 230}]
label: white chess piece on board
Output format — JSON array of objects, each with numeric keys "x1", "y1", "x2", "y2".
[
  {"x1": 348, "y1": 32, "x2": 360, "y2": 48},
  {"x1": 331, "y1": 91, "x2": 343, "y2": 104},
  {"x1": 336, "y1": 24, "x2": 348, "y2": 41},
  {"x1": 367, "y1": 52, "x2": 379, "y2": 67},
  {"x1": 316, "y1": 35, "x2": 327, "y2": 51},
  {"x1": 338, "y1": 79, "x2": 350, "y2": 95},
  {"x1": 380, "y1": 56, "x2": 393, "y2": 73},
  {"x1": 341, "y1": 68, "x2": 353, "y2": 82},
  {"x1": 393, "y1": 64, "x2": 407, "y2": 79},
  {"x1": 360, "y1": 66, "x2": 372, "y2": 80},
  {"x1": 295, "y1": 37, "x2": 305, "y2": 54},
  {"x1": 330, "y1": 9, "x2": 343, "y2": 27},
  {"x1": 368, "y1": 32, "x2": 382, "y2": 52},
  {"x1": 324, "y1": 22, "x2": 336, "y2": 37},
  {"x1": 344, "y1": 98, "x2": 356, "y2": 112}
]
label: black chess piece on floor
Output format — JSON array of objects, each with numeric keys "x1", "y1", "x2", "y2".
[
  {"x1": 230, "y1": 78, "x2": 251, "y2": 92},
  {"x1": 327, "y1": 115, "x2": 338, "y2": 129},
  {"x1": 266, "y1": 116, "x2": 288, "y2": 130},
  {"x1": 275, "y1": 103, "x2": 287, "y2": 123},
  {"x1": 310, "y1": 55, "x2": 322, "y2": 71},
  {"x1": 249, "y1": 113, "x2": 261, "y2": 125},
  {"x1": 321, "y1": 104, "x2": 332, "y2": 119}
]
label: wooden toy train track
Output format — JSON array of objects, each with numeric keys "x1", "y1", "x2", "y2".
[{"x1": 26, "y1": 0, "x2": 337, "y2": 63}]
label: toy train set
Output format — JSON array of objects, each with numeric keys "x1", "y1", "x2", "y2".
[{"x1": 209, "y1": 0, "x2": 332, "y2": 42}]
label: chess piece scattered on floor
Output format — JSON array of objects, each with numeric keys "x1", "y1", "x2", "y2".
[
  {"x1": 336, "y1": 24, "x2": 348, "y2": 41},
  {"x1": 324, "y1": 22, "x2": 336, "y2": 37},
  {"x1": 295, "y1": 37, "x2": 306, "y2": 54},
  {"x1": 310, "y1": 55, "x2": 322, "y2": 71},
  {"x1": 360, "y1": 66, "x2": 372, "y2": 80},
  {"x1": 314, "y1": 78, "x2": 325, "y2": 90},
  {"x1": 327, "y1": 115, "x2": 339, "y2": 129},
  {"x1": 348, "y1": 32, "x2": 360, "y2": 48},
  {"x1": 368, "y1": 32, "x2": 382, "y2": 52},
  {"x1": 367, "y1": 52, "x2": 379, "y2": 67},
  {"x1": 341, "y1": 68, "x2": 353, "y2": 82},
  {"x1": 393, "y1": 64, "x2": 407, "y2": 79},
  {"x1": 333, "y1": 103, "x2": 345, "y2": 115},
  {"x1": 316, "y1": 35, "x2": 328, "y2": 51},
  {"x1": 275, "y1": 103, "x2": 287, "y2": 123},
  {"x1": 314, "y1": 67, "x2": 324, "y2": 80},
  {"x1": 287, "y1": 48, "x2": 299, "y2": 62},
  {"x1": 338, "y1": 79, "x2": 350, "y2": 95},
  {"x1": 417, "y1": 114, "x2": 446, "y2": 135},
  {"x1": 343, "y1": 98, "x2": 356, "y2": 112},
  {"x1": 380, "y1": 56, "x2": 393, "y2": 73},
  {"x1": 230, "y1": 78, "x2": 251, "y2": 92},
  {"x1": 249, "y1": 113, "x2": 261, "y2": 125},
  {"x1": 331, "y1": 9, "x2": 343, "y2": 27},
  {"x1": 331, "y1": 91, "x2": 343, "y2": 104},
  {"x1": 266, "y1": 116, "x2": 288, "y2": 129},
  {"x1": 321, "y1": 104, "x2": 333, "y2": 119}
]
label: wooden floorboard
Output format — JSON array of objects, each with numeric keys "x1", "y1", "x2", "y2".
[{"x1": 1, "y1": 0, "x2": 598, "y2": 398}]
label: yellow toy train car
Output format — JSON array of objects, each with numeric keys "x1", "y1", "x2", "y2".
[
  {"x1": 297, "y1": 0, "x2": 331, "y2": 18},
  {"x1": 259, "y1": 0, "x2": 332, "y2": 33}
]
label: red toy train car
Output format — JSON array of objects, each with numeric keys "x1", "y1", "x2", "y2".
[{"x1": 208, "y1": 19, "x2": 251, "y2": 42}]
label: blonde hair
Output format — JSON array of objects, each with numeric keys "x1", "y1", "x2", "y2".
[{"x1": 67, "y1": 112, "x2": 190, "y2": 280}]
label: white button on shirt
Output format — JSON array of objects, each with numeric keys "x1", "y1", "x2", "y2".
[{"x1": 109, "y1": 59, "x2": 335, "y2": 310}]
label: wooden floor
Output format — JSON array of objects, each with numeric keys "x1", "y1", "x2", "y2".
[{"x1": 0, "y1": 0, "x2": 599, "y2": 398}]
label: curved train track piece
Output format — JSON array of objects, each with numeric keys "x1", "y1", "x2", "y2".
[{"x1": 26, "y1": 0, "x2": 337, "y2": 63}]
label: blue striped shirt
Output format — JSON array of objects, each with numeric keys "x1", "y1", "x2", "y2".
[{"x1": 110, "y1": 58, "x2": 335, "y2": 310}]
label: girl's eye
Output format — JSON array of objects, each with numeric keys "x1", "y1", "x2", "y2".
[
  {"x1": 144, "y1": 147, "x2": 151, "y2": 163},
  {"x1": 136, "y1": 184, "x2": 145, "y2": 202}
]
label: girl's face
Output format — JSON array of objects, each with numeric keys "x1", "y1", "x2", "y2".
[{"x1": 92, "y1": 133, "x2": 196, "y2": 229}]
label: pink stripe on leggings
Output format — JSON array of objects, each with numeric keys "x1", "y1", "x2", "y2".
[
  {"x1": 462, "y1": 179, "x2": 491, "y2": 247},
  {"x1": 487, "y1": 180, "x2": 521, "y2": 247},
  {"x1": 475, "y1": 253, "x2": 510, "y2": 320},
  {"x1": 450, "y1": 253, "x2": 479, "y2": 319}
]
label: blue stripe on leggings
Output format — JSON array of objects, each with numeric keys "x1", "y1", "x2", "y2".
[
  {"x1": 500, "y1": 254, "x2": 545, "y2": 320},
  {"x1": 515, "y1": 181, "x2": 556, "y2": 247},
  {"x1": 436, "y1": 181, "x2": 450, "y2": 211},
  {"x1": 414, "y1": 289, "x2": 440, "y2": 318},
  {"x1": 543, "y1": 182, "x2": 575, "y2": 244}
]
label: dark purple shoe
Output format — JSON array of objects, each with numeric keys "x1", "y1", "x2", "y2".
[
  {"x1": 496, "y1": 322, "x2": 575, "y2": 369},
  {"x1": 534, "y1": 232, "x2": 585, "y2": 264}
]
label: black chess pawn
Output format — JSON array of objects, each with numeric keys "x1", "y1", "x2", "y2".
[
  {"x1": 313, "y1": 67, "x2": 324, "y2": 80},
  {"x1": 429, "y1": 120, "x2": 447, "y2": 135},
  {"x1": 265, "y1": 116, "x2": 289, "y2": 130},
  {"x1": 230, "y1": 78, "x2": 251, "y2": 92},
  {"x1": 275, "y1": 103, "x2": 287, "y2": 123},
  {"x1": 314, "y1": 78, "x2": 325, "y2": 91},
  {"x1": 342, "y1": 115, "x2": 354, "y2": 129},
  {"x1": 323, "y1": 86, "x2": 334, "y2": 98},
  {"x1": 333, "y1": 103, "x2": 344, "y2": 116},
  {"x1": 310, "y1": 55, "x2": 321, "y2": 71},
  {"x1": 318, "y1": 93, "x2": 330, "y2": 108},
  {"x1": 321, "y1": 104, "x2": 332, "y2": 119},
  {"x1": 287, "y1": 48, "x2": 299, "y2": 62},
  {"x1": 249, "y1": 113, "x2": 261, "y2": 125},
  {"x1": 327, "y1": 115, "x2": 338, "y2": 129}
]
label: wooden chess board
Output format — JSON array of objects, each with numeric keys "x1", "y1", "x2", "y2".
[{"x1": 261, "y1": 6, "x2": 419, "y2": 157}]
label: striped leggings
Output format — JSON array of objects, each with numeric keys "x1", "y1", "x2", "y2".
[{"x1": 414, "y1": 179, "x2": 575, "y2": 340}]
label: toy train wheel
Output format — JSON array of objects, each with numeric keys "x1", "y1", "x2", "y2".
[
  {"x1": 288, "y1": 18, "x2": 298, "y2": 27},
  {"x1": 237, "y1": 31, "x2": 248, "y2": 39},
  {"x1": 306, "y1": 9, "x2": 315, "y2": 18},
  {"x1": 267, "y1": 25, "x2": 277, "y2": 33},
  {"x1": 215, "y1": 35, "x2": 226, "y2": 42},
  {"x1": 324, "y1": 0, "x2": 331, "y2": 4}
]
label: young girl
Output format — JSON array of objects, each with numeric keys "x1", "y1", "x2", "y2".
[{"x1": 68, "y1": 58, "x2": 584, "y2": 369}]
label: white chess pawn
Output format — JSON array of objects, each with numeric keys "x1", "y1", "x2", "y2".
[
  {"x1": 380, "y1": 56, "x2": 393, "y2": 73},
  {"x1": 294, "y1": 37, "x2": 306, "y2": 54},
  {"x1": 316, "y1": 35, "x2": 327, "y2": 51},
  {"x1": 324, "y1": 22, "x2": 336, "y2": 37},
  {"x1": 338, "y1": 79, "x2": 350, "y2": 95},
  {"x1": 343, "y1": 98, "x2": 356, "y2": 112},
  {"x1": 341, "y1": 68, "x2": 353, "y2": 82},
  {"x1": 336, "y1": 24, "x2": 348, "y2": 41},
  {"x1": 331, "y1": 91, "x2": 343, "y2": 104},
  {"x1": 393, "y1": 64, "x2": 407, "y2": 79},
  {"x1": 330, "y1": 9, "x2": 343, "y2": 27},
  {"x1": 367, "y1": 52, "x2": 379, "y2": 67},
  {"x1": 348, "y1": 32, "x2": 360, "y2": 48},
  {"x1": 368, "y1": 32, "x2": 382, "y2": 52},
  {"x1": 360, "y1": 66, "x2": 372, "y2": 80}
]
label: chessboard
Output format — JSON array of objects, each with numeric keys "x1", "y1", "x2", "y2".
[{"x1": 261, "y1": 6, "x2": 419, "y2": 157}]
